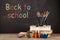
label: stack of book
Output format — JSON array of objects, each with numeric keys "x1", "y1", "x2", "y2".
[{"x1": 30, "y1": 25, "x2": 53, "y2": 38}]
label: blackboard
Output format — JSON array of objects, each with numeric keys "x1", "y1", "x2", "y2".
[{"x1": 0, "y1": 0, "x2": 59, "y2": 33}]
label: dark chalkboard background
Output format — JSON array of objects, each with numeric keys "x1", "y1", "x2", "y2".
[{"x1": 0, "y1": 0, "x2": 59, "y2": 33}]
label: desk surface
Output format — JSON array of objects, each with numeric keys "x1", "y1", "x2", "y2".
[{"x1": 0, "y1": 34, "x2": 60, "y2": 40}]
